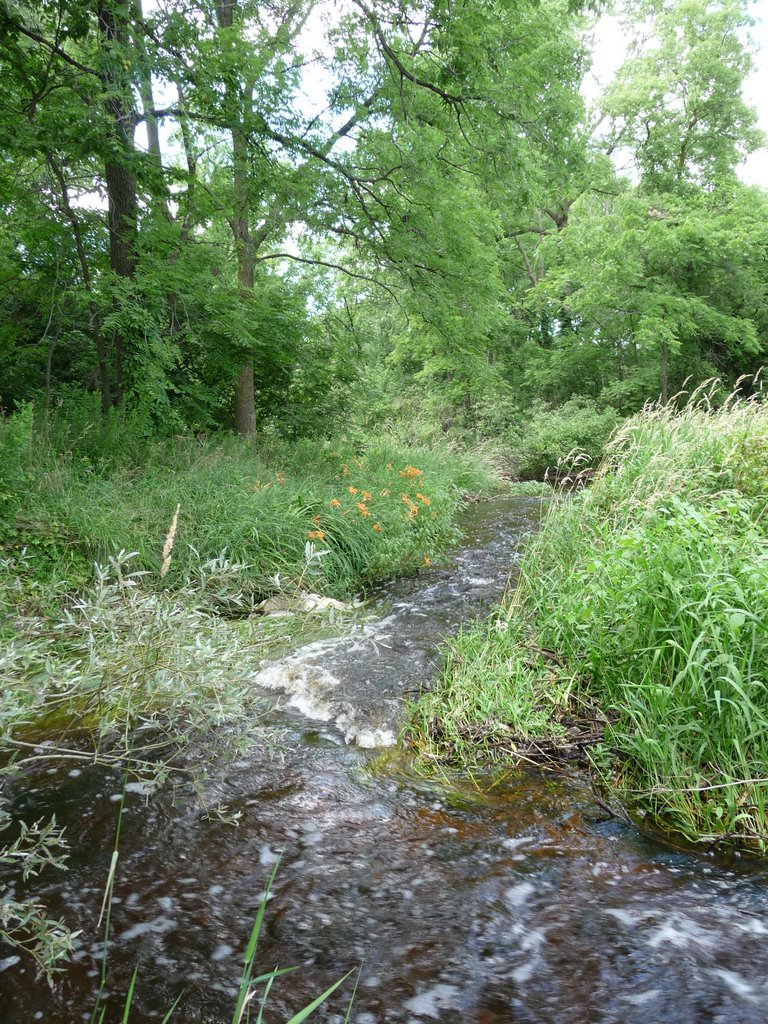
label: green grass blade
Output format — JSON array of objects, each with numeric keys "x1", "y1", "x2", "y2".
[
  {"x1": 284, "y1": 968, "x2": 355, "y2": 1024},
  {"x1": 120, "y1": 965, "x2": 139, "y2": 1024}
]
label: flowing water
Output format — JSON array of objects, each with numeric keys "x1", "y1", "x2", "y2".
[{"x1": 3, "y1": 496, "x2": 768, "y2": 1024}]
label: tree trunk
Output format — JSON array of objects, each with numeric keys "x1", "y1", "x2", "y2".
[
  {"x1": 215, "y1": 0, "x2": 257, "y2": 437},
  {"x1": 48, "y1": 155, "x2": 112, "y2": 413},
  {"x1": 97, "y1": 0, "x2": 139, "y2": 405},
  {"x1": 660, "y1": 339, "x2": 669, "y2": 405},
  {"x1": 132, "y1": 0, "x2": 169, "y2": 218}
]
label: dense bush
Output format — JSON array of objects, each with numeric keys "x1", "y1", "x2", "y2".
[{"x1": 507, "y1": 397, "x2": 620, "y2": 480}]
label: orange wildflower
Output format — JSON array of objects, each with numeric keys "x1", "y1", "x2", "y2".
[
  {"x1": 373, "y1": 523, "x2": 382, "y2": 532},
  {"x1": 399, "y1": 465, "x2": 423, "y2": 479},
  {"x1": 401, "y1": 494, "x2": 419, "y2": 517},
  {"x1": 422, "y1": 556, "x2": 431, "y2": 567},
  {"x1": 362, "y1": 490, "x2": 372, "y2": 502},
  {"x1": 311, "y1": 515, "x2": 321, "y2": 524},
  {"x1": 330, "y1": 498, "x2": 341, "y2": 508},
  {"x1": 341, "y1": 464, "x2": 350, "y2": 476},
  {"x1": 415, "y1": 493, "x2": 431, "y2": 506},
  {"x1": 307, "y1": 529, "x2": 325, "y2": 541},
  {"x1": 356, "y1": 502, "x2": 371, "y2": 517},
  {"x1": 348, "y1": 486, "x2": 358, "y2": 494}
]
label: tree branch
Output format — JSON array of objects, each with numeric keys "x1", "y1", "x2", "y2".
[
  {"x1": 0, "y1": 13, "x2": 99, "y2": 77},
  {"x1": 254, "y1": 252, "x2": 400, "y2": 301}
]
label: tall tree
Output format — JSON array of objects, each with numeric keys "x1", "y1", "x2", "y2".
[{"x1": 602, "y1": 0, "x2": 762, "y2": 191}]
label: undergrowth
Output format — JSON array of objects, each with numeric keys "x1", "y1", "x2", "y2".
[
  {"x1": 408, "y1": 385, "x2": 768, "y2": 853},
  {"x1": 1, "y1": 410, "x2": 495, "y2": 598}
]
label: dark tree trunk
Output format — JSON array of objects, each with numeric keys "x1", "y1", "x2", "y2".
[
  {"x1": 97, "y1": 0, "x2": 138, "y2": 405},
  {"x1": 48, "y1": 155, "x2": 112, "y2": 413},
  {"x1": 215, "y1": 0, "x2": 257, "y2": 437}
]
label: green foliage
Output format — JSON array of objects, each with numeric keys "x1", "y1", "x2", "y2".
[
  {"x1": 529, "y1": 185, "x2": 768, "y2": 406},
  {"x1": 0, "y1": 403, "x2": 34, "y2": 526},
  {"x1": 603, "y1": 0, "x2": 763, "y2": 191},
  {"x1": 0, "y1": 799, "x2": 74, "y2": 983},
  {"x1": 507, "y1": 397, "x2": 620, "y2": 480},
  {"x1": 410, "y1": 389, "x2": 768, "y2": 851}
]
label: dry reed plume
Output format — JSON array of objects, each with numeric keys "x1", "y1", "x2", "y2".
[{"x1": 160, "y1": 504, "x2": 181, "y2": 577}]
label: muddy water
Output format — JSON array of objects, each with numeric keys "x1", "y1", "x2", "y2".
[{"x1": 3, "y1": 496, "x2": 768, "y2": 1024}]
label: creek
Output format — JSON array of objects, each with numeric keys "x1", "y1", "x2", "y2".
[{"x1": 2, "y1": 495, "x2": 768, "y2": 1024}]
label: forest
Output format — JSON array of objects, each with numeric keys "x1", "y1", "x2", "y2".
[
  {"x1": 2, "y1": 0, "x2": 768, "y2": 1020},
  {"x1": 1, "y1": 0, "x2": 765, "y2": 441}
]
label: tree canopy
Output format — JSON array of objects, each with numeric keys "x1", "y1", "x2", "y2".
[{"x1": 0, "y1": 0, "x2": 765, "y2": 435}]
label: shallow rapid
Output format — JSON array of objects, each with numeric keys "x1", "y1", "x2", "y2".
[{"x1": 3, "y1": 496, "x2": 768, "y2": 1024}]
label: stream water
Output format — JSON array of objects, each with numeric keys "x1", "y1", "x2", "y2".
[{"x1": 3, "y1": 496, "x2": 768, "y2": 1024}]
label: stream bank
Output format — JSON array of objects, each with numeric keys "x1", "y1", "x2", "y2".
[{"x1": 2, "y1": 496, "x2": 768, "y2": 1024}]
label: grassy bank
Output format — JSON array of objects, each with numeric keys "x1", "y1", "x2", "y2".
[
  {"x1": 0, "y1": 411, "x2": 498, "y2": 975},
  {"x1": 2, "y1": 408, "x2": 494, "y2": 599},
  {"x1": 1, "y1": 410, "x2": 497, "y2": 748},
  {"x1": 408, "y1": 390, "x2": 768, "y2": 852}
]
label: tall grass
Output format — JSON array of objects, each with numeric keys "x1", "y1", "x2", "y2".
[
  {"x1": 2, "y1": 418, "x2": 495, "y2": 599},
  {"x1": 409, "y1": 386, "x2": 768, "y2": 851}
]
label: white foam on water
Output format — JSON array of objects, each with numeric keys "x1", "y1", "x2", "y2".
[
  {"x1": 510, "y1": 960, "x2": 536, "y2": 984},
  {"x1": 743, "y1": 916, "x2": 768, "y2": 936},
  {"x1": 708, "y1": 968, "x2": 759, "y2": 999},
  {"x1": 604, "y1": 907, "x2": 650, "y2": 928},
  {"x1": 109, "y1": 779, "x2": 156, "y2": 801},
  {"x1": 403, "y1": 982, "x2": 461, "y2": 1018},
  {"x1": 505, "y1": 880, "x2": 536, "y2": 907},
  {"x1": 502, "y1": 835, "x2": 536, "y2": 850},
  {"x1": 259, "y1": 844, "x2": 280, "y2": 866},
  {"x1": 256, "y1": 655, "x2": 397, "y2": 747},
  {"x1": 646, "y1": 913, "x2": 719, "y2": 951},
  {"x1": 620, "y1": 989, "x2": 662, "y2": 1005},
  {"x1": 210, "y1": 943, "x2": 235, "y2": 962},
  {"x1": 255, "y1": 662, "x2": 340, "y2": 723},
  {"x1": 124, "y1": 780, "x2": 155, "y2": 796},
  {"x1": 342, "y1": 723, "x2": 396, "y2": 748},
  {"x1": 121, "y1": 915, "x2": 177, "y2": 941}
]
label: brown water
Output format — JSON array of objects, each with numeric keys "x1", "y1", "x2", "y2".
[{"x1": 3, "y1": 496, "x2": 768, "y2": 1024}]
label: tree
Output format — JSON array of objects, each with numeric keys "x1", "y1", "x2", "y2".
[
  {"x1": 513, "y1": 0, "x2": 767, "y2": 409},
  {"x1": 602, "y1": 0, "x2": 763, "y2": 191}
]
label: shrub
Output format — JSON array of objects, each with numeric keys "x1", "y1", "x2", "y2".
[{"x1": 508, "y1": 397, "x2": 620, "y2": 480}]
